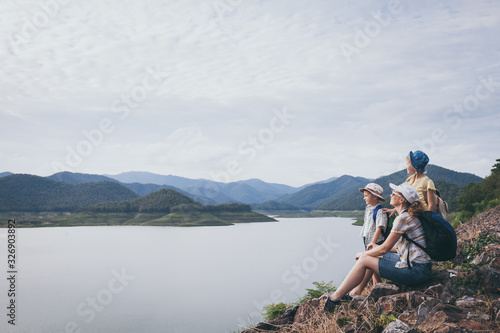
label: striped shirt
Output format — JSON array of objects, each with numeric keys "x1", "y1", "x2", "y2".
[{"x1": 391, "y1": 211, "x2": 431, "y2": 268}]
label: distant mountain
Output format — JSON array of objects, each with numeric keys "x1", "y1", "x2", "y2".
[
  {"x1": 48, "y1": 171, "x2": 216, "y2": 205},
  {"x1": 277, "y1": 175, "x2": 371, "y2": 209},
  {"x1": 107, "y1": 171, "x2": 298, "y2": 204},
  {"x1": 318, "y1": 165, "x2": 482, "y2": 211},
  {"x1": 0, "y1": 172, "x2": 13, "y2": 178},
  {"x1": 83, "y1": 188, "x2": 197, "y2": 213},
  {"x1": 0, "y1": 174, "x2": 139, "y2": 212},
  {"x1": 48, "y1": 171, "x2": 119, "y2": 184}
]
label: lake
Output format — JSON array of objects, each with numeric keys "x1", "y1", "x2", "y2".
[{"x1": 1, "y1": 217, "x2": 362, "y2": 333}]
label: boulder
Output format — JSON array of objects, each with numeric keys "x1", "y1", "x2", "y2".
[
  {"x1": 382, "y1": 319, "x2": 413, "y2": 333},
  {"x1": 417, "y1": 303, "x2": 468, "y2": 332},
  {"x1": 293, "y1": 297, "x2": 325, "y2": 324},
  {"x1": 376, "y1": 292, "x2": 434, "y2": 314},
  {"x1": 416, "y1": 298, "x2": 441, "y2": 324},
  {"x1": 490, "y1": 257, "x2": 500, "y2": 269},
  {"x1": 424, "y1": 284, "x2": 444, "y2": 297},
  {"x1": 475, "y1": 265, "x2": 500, "y2": 292},
  {"x1": 455, "y1": 296, "x2": 485, "y2": 308},
  {"x1": 368, "y1": 283, "x2": 400, "y2": 301},
  {"x1": 471, "y1": 252, "x2": 490, "y2": 265},
  {"x1": 484, "y1": 244, "x2": 500, "y2": 256},
  {"x1": 438, "y1": 292, "x2": 456, "y2": 304}
]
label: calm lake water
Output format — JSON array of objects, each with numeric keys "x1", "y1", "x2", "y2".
[{"x1": 1, "y1": 217, "x2": 361, "y2": 333}]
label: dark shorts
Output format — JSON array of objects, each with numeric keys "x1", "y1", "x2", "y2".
[{"x1": 378, "y1": 252, "x2": 432, "y2": 286}]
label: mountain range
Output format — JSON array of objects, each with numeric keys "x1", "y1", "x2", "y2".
[{"x1": 0, "y1": 164, "x2": 483, "y2": 213}]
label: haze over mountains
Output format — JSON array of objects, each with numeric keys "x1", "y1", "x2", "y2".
[{"x1": 0, "y1": 165, "x2": 483, "y2": 213}]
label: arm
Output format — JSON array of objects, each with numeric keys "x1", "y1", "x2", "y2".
[
  {"x1": 368, "y1": 226, "x2": 384, "y2": 248},
  {"x1": 427, "y1": 189, "x2": 437, "y2": 212},
  {"x1": 358, "y1": 231, "x2": 402, "y2": 259}
]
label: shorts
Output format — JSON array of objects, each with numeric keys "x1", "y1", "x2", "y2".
[{"x1": 378, "y1": 252, "x2": 432, "y2": 286}]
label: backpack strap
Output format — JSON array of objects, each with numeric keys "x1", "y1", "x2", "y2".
[
  {"x1": 372, "y1": 205, "x2": 382, "y2": 223},
  {"x1": 399, "y1": 209, "x2": 426, "y2": 269}
]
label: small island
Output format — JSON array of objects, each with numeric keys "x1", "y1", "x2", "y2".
[{"x1": 0, "y1": 187, "x2": 276, "y2": 228}]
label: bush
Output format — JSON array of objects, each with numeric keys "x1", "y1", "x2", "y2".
[
  {"x1": 298, "y1": 281, "x2": 336, "y2": 303},
  {"x1": 262, "y1": 302, "x2": 293, "y2": 321}
]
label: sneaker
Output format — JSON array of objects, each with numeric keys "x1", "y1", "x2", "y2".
[{"x1": 323, "y1": 295, "x2": 340, "y2": 313}]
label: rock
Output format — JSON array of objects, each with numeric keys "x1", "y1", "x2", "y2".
[
  {"x1": 484, "y1": 244, "x2": 500, "y2": 256},
  {"x1": 416, "y1": 298, "x2": 441, "y2": 324},
  {"x1": 417, "y1": 303, "x2": 468, "y2": 332},
  {"x1": 376, "y1": 292, "x2": 434, "y2": 314},
  {"x1": 455, "y1": 296, "x2": 486, "y2": 308},
  {"x1": 476, "y1": 265, "x2": 500, "y2": 291},
  {"x1": 398, "y1": 309, "x2": 418, "y2": 327},
  {"x1": 382, "y1": 319, "x2": 413, "y2": 333},
  {"x1": 424, "y1": 284, "x2": 444, "y2": 297},
  {"x1": 439, "y1": 292, "x2": 456, "y2": 304},
  {"x1": 496, "y1": 309, "x2": 500, "y2": 322},
  {"x1": 241, "y1": 321, "x2": 279, "y2": 332},
  {"x1": 293, "y1": 297, "x2": 324, "y2": 324},
  {"x1": 490, "y1": 257, "x2": 500, "y2": 269},
  {"x1": 471, "y1": 252, "x2": 490, "y2": 265},
  {"x1": 368, "y1": 283, "x2": 400, "y2": 301}
]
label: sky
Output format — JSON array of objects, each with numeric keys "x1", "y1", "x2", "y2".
[{"x1": 1, "y1": 0, "x2": 499, "y2": 187}]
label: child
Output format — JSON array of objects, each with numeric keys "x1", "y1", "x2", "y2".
[
  {"x1": 352, "y1": 183, "x2": 387, "y2": 294},
  {"x1": 385, "y1": 151, "x2": 437, "y2": 218},
  {"x1": 405, "y1": 150, "x2": 437, "y2": 212}
]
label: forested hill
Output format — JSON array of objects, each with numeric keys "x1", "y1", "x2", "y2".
[
  {"x1": 83, "y1": 188, "x2": 199, "y2": 213},
  {"x1": 0, "y1": 174, "x2": 139, "y2": 212},
  {"x1": 318, "y1": 165, "x2": 482, "y2": 211}
]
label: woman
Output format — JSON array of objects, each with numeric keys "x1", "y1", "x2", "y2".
[{"x1": 324, "y1": 182, "x2": 432, "y2": 311}]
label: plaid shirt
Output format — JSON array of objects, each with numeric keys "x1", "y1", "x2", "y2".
[
  {"x1": 392, "y1": 211, "x2": 431, "y2": 268},
  {"x1": 360, "y1": 205, "x2": 387, "y2": 246}
]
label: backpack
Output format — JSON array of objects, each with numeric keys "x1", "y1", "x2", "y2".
[
  {"x1": 435, "y1": 190, "x2": 449, "y2": 219},
  {"x1": 403, "y1": 211, "x2": 457, "y2": 266},
  {"x1": 424, "y1": 188, "x2": 449, "y2": 219},
  {"x1": 372, "y1": 205, "x2": 395, "y2": 240}
]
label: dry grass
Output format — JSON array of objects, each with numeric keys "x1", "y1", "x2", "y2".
[{"x1": 276, "y1": 301, "x2": 390, "y2": 333}]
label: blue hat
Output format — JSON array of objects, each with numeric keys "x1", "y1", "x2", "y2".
[{"x1": 409, "y1": 151, "x2": 429, "y2": 172}]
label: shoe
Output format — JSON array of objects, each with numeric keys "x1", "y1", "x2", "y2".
[
  {"x1": 341, "y1": 294, "x2": 353, "y2": 301},
  {"x1": 323, "y1": 295, "x2": 340, "y2": 313}
]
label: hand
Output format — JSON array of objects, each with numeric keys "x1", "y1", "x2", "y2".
[
  {"x1": 366, "y1": 242, "x2": 376, "y2": 251},
  {"x1": 355, "y1": 252, "x2": 364, "y2": 260},
  {"x1": 383, "y1": 208, "x2": 396, "y2": 217}
]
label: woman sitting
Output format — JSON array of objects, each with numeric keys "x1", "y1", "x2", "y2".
[{"x1": 324, "y1": 182, "x2": 432, "y2": 311}]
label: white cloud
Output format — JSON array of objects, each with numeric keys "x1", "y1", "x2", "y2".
[{"x1": 0, "y1": 0, "x2": 499, "y2": 185}]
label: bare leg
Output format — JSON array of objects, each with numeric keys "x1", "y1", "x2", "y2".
[
  {"x1": 350, "y1": 269, "x2": 373, "y2": 296},
  {"x1": 329, "y1": 254, "x2": 380, "y2": 301},
  {"x1": 372, "y1": 272, "x2": 382, "y2": 286}
]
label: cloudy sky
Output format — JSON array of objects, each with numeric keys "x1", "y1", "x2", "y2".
[{"x1": 1, "y1": 0, "x2": 499, "y2": 187}]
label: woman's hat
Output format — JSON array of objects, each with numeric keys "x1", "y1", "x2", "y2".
[
  {"x1": 409, "y1": 150, "x2": 429, "y2": 172},
  {"x1": 389, "y1": 182, "x2": 420, "y2": 204},
  {"x1": 358, "y1": 183, "x2": 385, "y2": 201}
]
